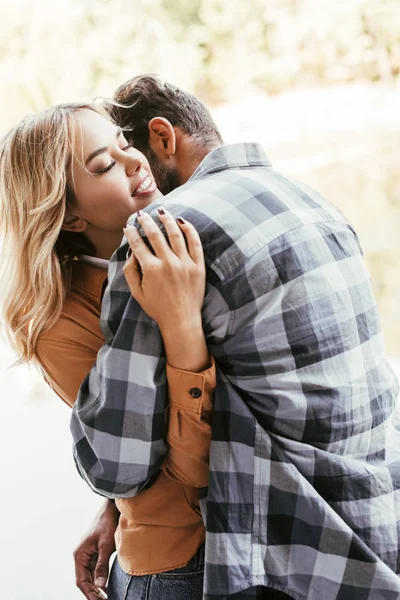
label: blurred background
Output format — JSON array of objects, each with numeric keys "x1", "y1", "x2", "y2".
[{"x1": 0, "y1": 0, "x2": 399, "y2": 598}]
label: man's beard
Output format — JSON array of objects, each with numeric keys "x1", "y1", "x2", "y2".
[{"x1": 145, "y1": 147, "x2": 181, "y2": 196}]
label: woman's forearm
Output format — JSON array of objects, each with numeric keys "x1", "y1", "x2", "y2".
[{"x1": 160, "y1": 317, "x2": 210, "y2": 373}]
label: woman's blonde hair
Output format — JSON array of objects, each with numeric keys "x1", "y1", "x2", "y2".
[{"x1": 0, "y1": 102, "x2": 110, "y2": 363}]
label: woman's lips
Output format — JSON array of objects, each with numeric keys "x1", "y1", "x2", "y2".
[{"x1": 132, "y1": 174, "x2": 156, "y2": 196}]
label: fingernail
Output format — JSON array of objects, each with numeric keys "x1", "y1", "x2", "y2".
[
  {"x1": 177, "y1": 216, "x2": 185, "y2": 224},
  {"x1": 137, "y1": 210, "x2": 144, "y2": 218},
  {"x1": 125, "y1": 222, "x2": 134, "y2": 228},
  {"x1": 158, "y1": 207, "x2": 165, "y2": 215},
  {"x1": 95, "y1": 577, "x2": 106, "y2": 588}
]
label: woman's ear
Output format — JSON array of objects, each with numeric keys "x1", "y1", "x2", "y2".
[
  {"x1": 148, "y1": 117, "x2": 176, "y2": 162},
  {"x1": 61, "y1": 209, "x2": 87, "y2": 233}
]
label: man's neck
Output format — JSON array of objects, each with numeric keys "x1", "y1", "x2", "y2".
[{"x1": 177, "y1": 140, "x2": 221, "y2": 185}]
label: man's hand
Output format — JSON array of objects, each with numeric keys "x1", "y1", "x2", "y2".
[{"x1": 74, "y1": 500, "x2": 119, "y2": 600}]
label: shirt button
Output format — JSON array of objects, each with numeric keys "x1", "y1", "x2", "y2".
[{"x1": 189, "y1": 387, "x2": 202, "y2": 399}]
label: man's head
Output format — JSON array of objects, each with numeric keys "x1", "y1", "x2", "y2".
[{"x1": 107, "y1": 75, "x2": 223, "y2": 194}]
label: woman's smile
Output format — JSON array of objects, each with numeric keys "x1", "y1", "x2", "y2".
[
  {"x1": 68, "y1": 109, "x2": 162, "y2": 235},
  {"x1": 131, "y1": 172, "x2": 157, "y2": 197}
]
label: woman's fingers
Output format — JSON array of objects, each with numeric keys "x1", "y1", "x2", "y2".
[
  {"x1": 176, "y1": 216, "x2": 204, "y2": 267},
  {"x1": 135, "y1": 211, "x2": 170, "y2": 258},
  {"x1": 156, "y1": 208, "x2": 187, "y2": 257},
  {"x1": 123, "y1": 224, "x2": 155, "y2": 267},
  {"x1": 125, "y1": 209, "x2": 203, "y2": 267},
  {"x1": 121, "y1": 210, "x2": 205, "y2": 332}
]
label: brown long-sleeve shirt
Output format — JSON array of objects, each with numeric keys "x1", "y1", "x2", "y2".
[{"x1": 36, "y1": 260, "x2": 215, "y2": 574}]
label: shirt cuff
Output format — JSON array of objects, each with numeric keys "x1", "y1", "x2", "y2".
[{"x1": 166, "y1": 356, "x2": 216, "y2": 414}]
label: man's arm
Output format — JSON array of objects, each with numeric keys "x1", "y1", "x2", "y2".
[
  {"x1": 73, "y1": 499, "x2": 119, "y2": 600},
  {"x1": 70, "y1": 204, "x2": 219, "y2": 498},
  {"x1": 70, "y1": 290, "x2": 167, "y2": 498}
]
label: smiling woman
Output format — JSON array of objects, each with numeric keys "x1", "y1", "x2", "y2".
[
  {"x1": 0, "y1": 102, "x2": 214, "y2": 600},
  {"x1": 65, "y1": 110, "x2": 161, "y2": 260},
  {"x1": 0, "y1": 103, "x2": 160, "y2": 362}
]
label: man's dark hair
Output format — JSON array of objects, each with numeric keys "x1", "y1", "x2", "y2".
[{"x1": 108, "y1": 74, "x2": 223, "y2": 152}]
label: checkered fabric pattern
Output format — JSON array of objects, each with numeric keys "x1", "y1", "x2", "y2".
[{"x1": 71, "y1": 144, "x2": 400, "y2": 599}]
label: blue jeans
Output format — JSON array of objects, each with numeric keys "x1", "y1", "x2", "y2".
[{"x1": 107, "y1": 544, "x2": 204, "y2": 600}]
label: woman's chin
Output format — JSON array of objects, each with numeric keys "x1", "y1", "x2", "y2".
[
  {"x1": 144, "y1": 188, "x2": 163, "y2": 202},
  {"x1": 135, "y1": 188, "x2": 163, "y2": 207}
]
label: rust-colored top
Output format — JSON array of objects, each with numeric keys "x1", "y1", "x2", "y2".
[{"x1": 36, "y1": 260, "x2": 214, "y2": 574}]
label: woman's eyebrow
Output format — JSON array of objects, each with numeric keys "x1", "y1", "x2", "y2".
[{"x1": 85, "y1": 127, "x2": 123, "y2": 167}]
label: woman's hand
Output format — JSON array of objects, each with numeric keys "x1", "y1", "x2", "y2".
[
  {"x1": 123, "y1": 208, "x2": 209, "y2": 372},
  {"x1": 123, "y1": 208, "x2": 205, "y2": 333}
]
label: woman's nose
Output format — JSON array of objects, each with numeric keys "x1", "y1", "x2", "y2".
[{"x1": 125, "y1": 150, "x2": 142, "y2": 176}]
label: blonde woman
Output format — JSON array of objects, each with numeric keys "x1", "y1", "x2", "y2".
[{"x1": 0, "y1": 104, "x2": 215, "y2": 600}]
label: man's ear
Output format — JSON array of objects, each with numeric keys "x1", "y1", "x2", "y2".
[
  {"x1": 61, "y1": 208, "x2": 87, "y2": 233},
  {"x1": 148, "y1": 117, "x2": 176, "y2": 161}
]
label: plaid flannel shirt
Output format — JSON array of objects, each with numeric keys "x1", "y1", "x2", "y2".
[{"x1": 71, "y1": 144, "x2": 400, "y2": 599}]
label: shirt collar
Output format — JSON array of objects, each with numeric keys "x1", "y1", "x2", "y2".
[
  {"x1": 71, "y1": 259, "x2": 108, "y2": 304},
  {"x1": 189, "y1": 143, "x2": 271, "y2": 181}
]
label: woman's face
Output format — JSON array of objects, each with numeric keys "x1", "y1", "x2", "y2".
[{"x1": 69, "y1": 109, "x2": 162, "y2": 233}]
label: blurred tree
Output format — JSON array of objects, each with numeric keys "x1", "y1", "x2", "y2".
[
  {"x1": 0, "y1": 0, "x2": 399, "y2": 127},
  {"x1": 0, "y1": 0, "x2": 398, "y2": 351}
]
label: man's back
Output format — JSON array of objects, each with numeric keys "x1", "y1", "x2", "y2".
[
  {"x1": 72, "y1": 143, "x2": 400, "y2": 600},
  {"x1": 156, "y1": 145, "x2": 400, "y2": 596}
]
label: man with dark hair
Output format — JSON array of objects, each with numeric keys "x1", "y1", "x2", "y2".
[
  {"x1": 110, "y1": 75, "x2": 223, "y2": 195},
  {"x1": 71, "y1": 75, "x2": 400, "y2": 599}
]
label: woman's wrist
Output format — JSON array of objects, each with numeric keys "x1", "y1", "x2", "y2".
[{"x1": 160, "y1": 319, "x2": 210, "y2": 373}]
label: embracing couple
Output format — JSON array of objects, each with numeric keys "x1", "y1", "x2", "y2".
[{"x1": 1, "y1": 76, "x2": 399, "y2": 600}]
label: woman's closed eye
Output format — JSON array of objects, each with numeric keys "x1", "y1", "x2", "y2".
[
  {"x1": 96, "y1": 161, "x2": 116, "y2": 174},
  {"x1": 94, "y1": 143, "x2": 134, "y2": 174}
]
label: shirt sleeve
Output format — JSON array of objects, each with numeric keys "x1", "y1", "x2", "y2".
[
  {"x1": 36, "y1": 339, "x2": 98, "y2": 408},
  {"x1": 70, "y1": 201, "x2": 223, "y2": 500},
  {"x1": 70, "y1": 278, "x2": 168, "y2": 499},
  {"x1": 38, "y1": 329, "x2": 214, "y2": 488},
  {"x1": 162, "y1": 357, "x2": 215, "y2": 488}
]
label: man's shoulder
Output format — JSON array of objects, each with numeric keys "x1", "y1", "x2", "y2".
[
  {"x1": 151, "y1": 168, "x2": 349, "y2": 279},
  {"x1": 162, "y1": 162, "x2": 342, "y2": 223},
  {"x1": 167, "y1": 160, "x2": 270, "y2": 197}
]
